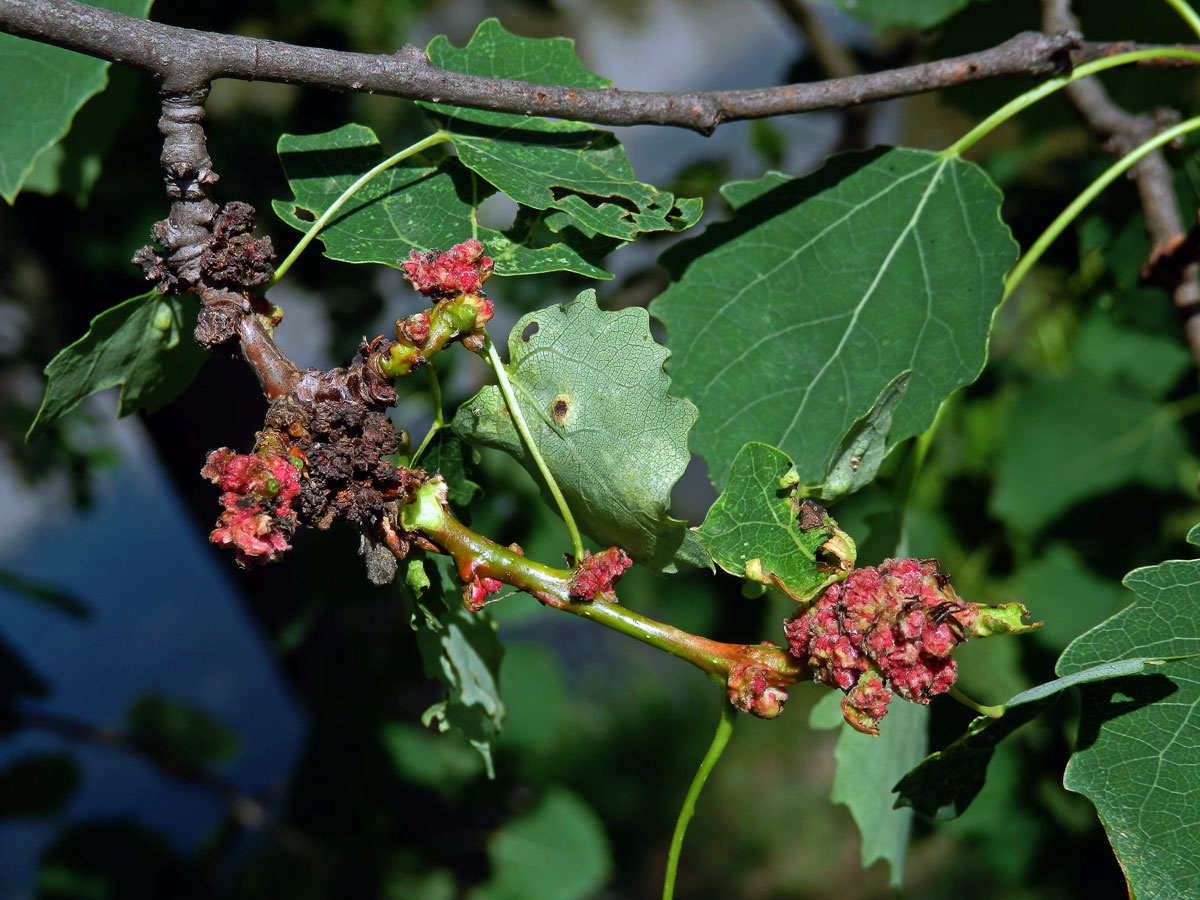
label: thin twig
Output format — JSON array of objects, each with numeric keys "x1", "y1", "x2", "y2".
[{"x1": 2, "y1": 0, "x2": 1200, "y2": 134}]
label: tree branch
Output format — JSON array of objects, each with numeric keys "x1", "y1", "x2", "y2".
[
  {"x1": 1043, "y1": 0, "x2": 1200, "y2": 371},
  {"x1": 2, "y1": 0, "x2": 1200, "y2": 134}
]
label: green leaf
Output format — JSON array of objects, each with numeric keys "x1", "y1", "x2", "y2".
[
  {"x1": 0, "y1": 753, "x2": 82, "y2": 817},
  {"x1": 825, "y1": 0, "x2": 978, "y2": 31},
  {"x1": 404, "y1": 556, "x2": 505, "y2": 776},
  {"x1": 125, "y1": 693, "x2": 240, "y2": 771},
  {"x1": 1056, "y1": 524, "x2": 1200, "y2": 900},
  {"x1": 893, "y1": 658, "x2": 1165, "y2": 821},
  {"x1": 422, "y1": 20, "x2": 701, "y2": 242},
  {"x1": 811, "y1": 692, "x2": 927, "y2": 887},
  {"x1": 469, "y1": 787, "x2": 612, "y2": 900},
  {"x1": 272, "y1": 123, "x2": 613, "y2": 279},
  {"x1": 652, "y1": 149, "x2": 1015, "y2": 489},
  {"x1": 0, "y1": 0, "x2": 152, "y2": 203},
  {"x1": 26, "y1": 290, "x2": 207, "y2": 442},
  {"x1": 696, "y1": 442, "x2": 852, "y2": 601},
  {"x1": 989, "y1": 368, "x2": 1188, "y2": 535},
  {"x1": 451, "y1": 290, "x2": 703, "y2": 573}
]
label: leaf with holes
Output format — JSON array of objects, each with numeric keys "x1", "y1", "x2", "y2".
[
  {"x1": 272, "y1": 124, "x2": 613, "y2": 279},
  {"x1": 0, "y1": 0, "x2": 153, "y2": 203},
  {"x1": 697, "y1": 442, "x2": 852, "y2": 601},
  {"x1": 1055, "y1": 524, "x2": 1200, "y2": 900},
  {"x1": 652, "y1": 150, "x2": 1015, "y2": 489},
  {"x1": 451, "y1": 290, "x2": 706, "y2": 574},
  {"x1": 26, "y1": 290, "x2": 207, "y2": 442},
  {"x1": 421, "y1": 20, "x2": 701, "y2": 243}
]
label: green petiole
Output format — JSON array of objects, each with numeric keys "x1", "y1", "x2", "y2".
[
  {"x1": 942, "y1": 48, "x2": 1200, "y2": 159},
  {"x1": 268, "y1": 130, "x2": 451, "y2": 287},
  {"x1": 1005, "y1": 114, "x2": 1200, "y2": 300},
  {"x1": 483, "y1": 334, "x2": 586, "y2": 561},
  {"x1": 1164, "y1": 0, "x2": 1200, "y2": 40},
  {"x1": 662, "y1": 688, "x2": 737, "y2": 900}
]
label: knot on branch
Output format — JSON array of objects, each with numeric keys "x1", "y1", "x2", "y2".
[
  {"x1": 200, "y1": 201, "x2": 276, "y2": 290},
  {"x1": 134, "y1": 89, "x2": 220, "y2": 291},
  {"x1": 202, "y1": 394, "x2": 418, "y2": 571}
]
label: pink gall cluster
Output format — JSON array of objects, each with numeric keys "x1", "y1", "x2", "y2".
[
  {"x1": 727, "y1": 661, "x2": 787, "y2": 718},
  {"x1": 402, "y1": 240, "x2": 494, "y2": 298},
  {"x1": 464, "y1": 573, "x2": 505, "y2": 612},
  {"x1": 568, "y1": 547, "x2": 633, "y2": 601},
  {"x1": 784, "y1": 558, "x2": 977, "y2": 735},
  {"x1": 201, "y1": 449, "x2": 301, "y2": 567}
]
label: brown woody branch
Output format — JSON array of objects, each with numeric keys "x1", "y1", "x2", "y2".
[
  {"x1": 2, "y1": 0, "x2": 1200, "y2": 134},
  {"x1": 1042, "y1": 0, "x2": 1200, "y2": 371}
]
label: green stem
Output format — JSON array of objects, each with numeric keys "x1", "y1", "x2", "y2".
[
  {"x1": 949, "y1": 686, "x2": 1005, "y2": 719},
  {"x1": 268, "y1": 130, "x2": 451, "y2": 287},
  {"x1": 409, "y1": 362, "x2": 445, "y2": 466},
  {"x1": 418, "y1": 501, "x2": 808, "y2": 683},
  {"x1": 662, "y1": 690, "x2": 737, "y2": 900},
  {"x1": 1165, "y1": 0, "x2": 1200, "y2": 39},
  {"x1": 942, "y1": 49, "x2": 1200, "y2": 158},
  {"x1": 483, "y1": 334, "x2": 586, "y2": 561},
  {"x1": 1005, "y1": 115, "x2": 1200, "y2": 300}
]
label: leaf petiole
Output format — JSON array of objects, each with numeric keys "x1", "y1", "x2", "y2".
[
  {"x1": 1005, "y1": 114, "x2": 1200, "y2": 300},
  {"x1": 662, "y1": 688, "x2": 737, "y2": 900},
  {"x1": 483, "y1": 333, "x2": 586, "y2": 561},
  {"x1": 949, "y1": 686, "x2": 1005, "y2": 719},
  {"x1": 268, "y1": 130, "x2": 452, "y2": 287},
  {"x1": 942, "y1": 49, "x2": 1200, "y2": 159},
  {"x1": 1164, "y1": 0, "x2": 1200, "y2": 40},
  {"x1": 409, "y1": 361, "x2": 445, "y2": 467}
]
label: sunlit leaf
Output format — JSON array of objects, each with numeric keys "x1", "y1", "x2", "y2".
[
  {"x1": 422, "y1": 20, "x2": 701, "y2": 243},
  {"x1": 653, "y1": 150, "x2": 1014, "y2": 488},
  {"x1": 452, "y1": 290, "x2": 706, "y2": 573},
  {"x1": 697, "y1": 441, "x2": 851, "y2": 601},
  {"x1": 272, "y1": 124, "x2": 612, "y2": 279}
]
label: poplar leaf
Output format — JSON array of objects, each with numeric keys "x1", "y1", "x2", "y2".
[
  {"x1": 653, "y1": 149, "x2": 1015, "y2": 489},
  {"x1": 27, "y1": 290, "x2": 206, "y2": 441},
  {"x1": 452, "y1": 290, "x2": 704, "y2": 573}
]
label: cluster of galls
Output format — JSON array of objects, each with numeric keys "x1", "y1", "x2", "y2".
[
  {"x1": 202, "y1": 396, "x2": 422, "y2": 569},
  {"x1": 381, "y1": 240, "x2": 496, "y2": 377},
  {"x1": 785, "y1": 558, "x2": 1022, "y2": 735},
  {"x1": 200, "y1": 448, "x2": 301, "y2": 567}
]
